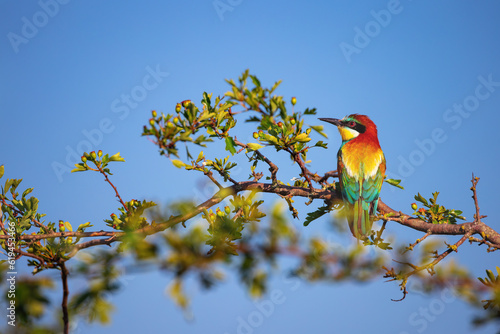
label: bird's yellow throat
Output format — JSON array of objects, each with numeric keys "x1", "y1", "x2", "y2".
[{"x1": 337, "y1": 127, "x2": 359, "y2": 141}]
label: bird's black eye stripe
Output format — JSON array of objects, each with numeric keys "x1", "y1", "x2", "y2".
[{"x1": 343, "y1": 120, "x2": 366, "y2": 133}]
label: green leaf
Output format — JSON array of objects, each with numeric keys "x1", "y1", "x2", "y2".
[
  {"x1": 169, "y1": 280, "x2": 189, "y2": 309},
  {"x1": 225, "y1": 137, "x2": 237, "y2": 155},
  {"x1": 90, "y1": 296, "x2": 115, "y2": 324},
  {"x1": 64, "y1": 221, "x2": 73, "y2": 232},
  {"x1": 378, "y1": 242, "x2": 392, "y2": 250},
  {"x1": 246, "y1": 143, "x2": 264, "y2": 151},
  {"x1": 245, "y1": 116, "x2": 261, "y2": 122},
  {"x1": 186, "y1": 146, "x2": 193, "y2": 160},
  {"x1": 270, "y1": 79, "x2": 282, "y2": 93},
  {"x1": 414, "y1": 193, "x2": 429, "y2": 206},
  {"x1": 304, "y1": 205, "x2": 330, "y2": 226},
  {"x1": 313, "y1": 141, "x2": 327, "y2": 148},
  {"x1": 71, "y1": 164, "x2": 87, "y2": 173},
  {"x1": 250, "y1": 75, "x2": 261, "y2": 87},
  {"x1": 109, "y1": 152, "x2": 125, "y2": 162},
  {"x1": 203, "y1": 91, "x2": 211, "y2": 106},
  {"x1": 171, "y1": 160, "x2": 186, "y2": 169},
  {"x1": 487, "y1": 269, "x2": 496, "y2": 282},
  {"x1": 385, "y1": 178, "x2": 404, "y2": 190},
  {"x1": 0, "y1": 165, "x2": 4, "y2": 179},
  {"x1": 310, "y1": 125, "x2": 327, "y2": 138},
  {"x1": 196, "y1": 151, "x2": 204, "y2": 163},
  {"x1": 29, "y1": 197, "x2": 38, "y2": 212},
  {"x1": 22, "y1": 187, "x2": 33, "y2": 198}
]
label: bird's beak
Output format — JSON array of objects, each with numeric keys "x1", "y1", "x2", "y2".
[{"x1": 319, "y1": 118, "x2": 342, "y2": 127}]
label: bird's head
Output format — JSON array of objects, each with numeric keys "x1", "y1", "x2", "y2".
[{"x1": 319, "y1": 114, "x2": 377, "y2": 142}]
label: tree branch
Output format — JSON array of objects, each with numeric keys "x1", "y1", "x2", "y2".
[
  {"x1": 3, "y1": 176, "x2": 499, "y2": 256},
  {"x1": 59, "y1": 260, "x2": 69, "y2": 334}
]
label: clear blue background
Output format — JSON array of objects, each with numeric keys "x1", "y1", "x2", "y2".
[{"x1": 1, "y1": 1, "x2": 500, "y2": 333}]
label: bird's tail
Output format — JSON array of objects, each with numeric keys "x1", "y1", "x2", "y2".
[{"x1": 346, "y1": 199, "x2": 373, "y2": 239}]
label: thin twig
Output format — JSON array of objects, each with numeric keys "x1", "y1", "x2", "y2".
[
  {"x1": 306, "y1": 170, "x2": 339, "y2": 189},
  {"x1": 13, "y1": 248, "x2": 47, "y2": 265},
  {"x1": 391, "y1": 232, "x2": 471, "y2": 301},
  {"x1": 404, "y1": 231, "x2": 432, "y2": 253},
  {"x1": 471, "y1": 174, "x2": 484, "y2": 223},
  {"x1": 98, "y1": 167, "x2": 128, "y2": 211},
  {"x1": 204, "y1": 170, "x2": 224, "y2": 189}
]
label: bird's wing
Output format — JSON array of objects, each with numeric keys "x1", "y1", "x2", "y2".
[
  {"x1": 338, "y1": 152, "x2": 386, "y2": 238},
  {"x1": 337, "y1": 153, "x2": 359, "y2": 205},
  {"x1": 362, "y1": 154, "x2": 386, "y2": 213}
]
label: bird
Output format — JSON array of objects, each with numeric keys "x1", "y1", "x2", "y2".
[{"x1": 319, "y1": 114, "x2": 386, "y2": 239}]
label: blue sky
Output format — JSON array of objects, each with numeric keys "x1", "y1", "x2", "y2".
[{"x1": 1, "y1": 0, "x2": 500, "y2": 333}]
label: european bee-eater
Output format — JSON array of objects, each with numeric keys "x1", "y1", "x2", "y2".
[{"x1": 319, "y1": 114, "x2": 386, "y2": 239}]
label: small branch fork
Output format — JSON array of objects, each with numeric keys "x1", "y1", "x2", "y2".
[
  {"x1": 233, "y1": 138, "x2": 278, "y2": 183},
  {"x1": 389, "y1": 232, "x2": 471, "y2": 301},
  {"x1": 378, "y1": 174, "x2": 500, "y2": 250}
]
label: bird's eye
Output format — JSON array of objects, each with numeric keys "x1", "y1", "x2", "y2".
[{"x1": 347, "y1": 121, "x2": 356, "y2": 128}]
